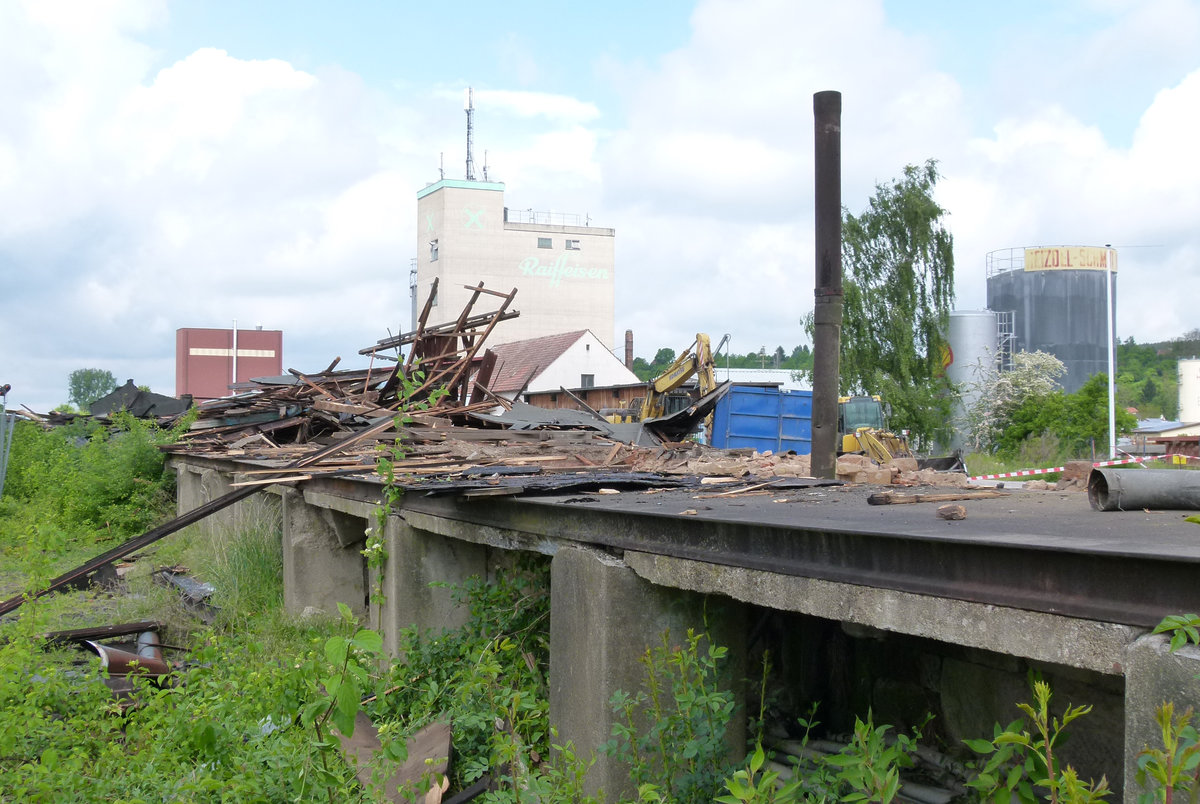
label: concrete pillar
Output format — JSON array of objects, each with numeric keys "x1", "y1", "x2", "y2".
[
  {"x1": 195, "y1": 467, "x2": 236, "y2": 536},
  {"x1": 549, "y1": 545, "x2": 746, "y2": 799},
  {"x1": 281, "y1": 487, "x2": 368, "y2": 619},
  {"x1": 1123, "y1": 634, "x2": 1200, "y2": 801},
  {"x1": 175, "y1": 463, "x2": 269, "y2": 536},
  {"x1": 375, "y1": 515, "x2": 489, "y2": 656},
  {"x1": 175, "y1": 465, "x2": 204, "y2": 516}
]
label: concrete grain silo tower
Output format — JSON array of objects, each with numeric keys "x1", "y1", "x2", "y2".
[{"x1": 985, "y1": 246, "x2": 1116, "y2": 394}]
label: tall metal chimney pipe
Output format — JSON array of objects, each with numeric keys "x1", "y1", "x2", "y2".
[
  {"x1": 625, "y1": 330, "x2": 634, "y2": 370},
  {"x1": 811, "y1": 91, "x2": 843, "y2": 479}
]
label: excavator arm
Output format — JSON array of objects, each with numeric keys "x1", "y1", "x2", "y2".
[{"x1": 642, "y1": 334, "x2": 714, "y2": 419}]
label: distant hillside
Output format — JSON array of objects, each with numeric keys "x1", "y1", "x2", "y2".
[
  {"x1": 1116, "y1": 334, "x2": 1200, "y2": 419},
  {"x1": 628, "y1": 335, "x2": 1199, "y2": 419}
]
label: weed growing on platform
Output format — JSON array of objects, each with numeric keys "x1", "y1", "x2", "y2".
[
  {"x1": 372, "y1": 557, "x2": 558, "y2": 792},
  {"x1": 606, "y1": 628, "x2": 739, "y2": 803},
  {"x1": 965, "y1": 679, "x2": 1110, "y2": 803},
  {"x1": 1154, "y1": 614, "x2": 1200, "y2": 653},
  {"x1": 1135, "y1": 614, "x2": 1200, "y2": 803},
  {"x1": 370, "y1": 365, "x2": 448, "y2": 629},
  {"x1": 1136, "y1": 702, "x2": 1200, "y2": 804}
]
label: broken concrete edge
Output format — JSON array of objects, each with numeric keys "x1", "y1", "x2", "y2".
[{"x1": 1122, "y1": 634, "x2": 1200, "y2": 801}]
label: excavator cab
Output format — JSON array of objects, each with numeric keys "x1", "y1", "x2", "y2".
[
  {"x1": 837, "y1": 395, "x2": 913, "y2": 462},
  {"x1": 838, "y1": 395, "x2": 886, "y2": 435}
]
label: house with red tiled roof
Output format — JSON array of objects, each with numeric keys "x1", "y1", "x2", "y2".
[{"x1": 487, "y1": 330, "x2": 639, "y2": 400}]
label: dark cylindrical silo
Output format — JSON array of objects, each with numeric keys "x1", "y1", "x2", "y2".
[{"x1": 985, "y1": 246, "x2": 1116, "y2": 394}]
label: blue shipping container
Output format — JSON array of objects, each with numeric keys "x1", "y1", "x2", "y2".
[{"x1": 710, "y1": 385, "x2": 812, "y2": 454}]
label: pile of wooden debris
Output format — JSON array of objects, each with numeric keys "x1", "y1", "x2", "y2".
[{"x1": 159, "y1": 279, "x2": 748, "y2": 489}]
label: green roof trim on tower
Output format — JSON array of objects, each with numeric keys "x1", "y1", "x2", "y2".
[{"x1": 416, "y1": 179, "x2": 506, "y2": 200}]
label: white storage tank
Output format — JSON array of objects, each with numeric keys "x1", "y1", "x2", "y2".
[
  {"x1": 1180, "y1": 358, "x2": 1200, "y2": 422},
  {"x1": 946, "y1": 310, "x2": 998, "y2": 450},
  {"x1": 947, "y1": 310, "x2": 999, "y2": 390}
]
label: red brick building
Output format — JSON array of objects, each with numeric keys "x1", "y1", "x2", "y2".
[{"x1": 176, "y1": 327, "x2": 283, "y2": 401}]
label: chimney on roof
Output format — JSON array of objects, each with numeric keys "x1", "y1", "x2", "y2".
[{"x1": 624, "y1": 330, "x2": 634, "y2": 370}]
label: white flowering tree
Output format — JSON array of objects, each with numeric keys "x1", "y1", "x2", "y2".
[{"x1": 963, "y1": 350, "x2": 1066, "y2": 452}]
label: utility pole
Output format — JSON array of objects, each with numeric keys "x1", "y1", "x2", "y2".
[{"x1": 811, "y1": 91, "x2": 843, "y2": 479}]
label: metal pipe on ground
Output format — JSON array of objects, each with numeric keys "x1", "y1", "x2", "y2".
[
  {"x1": 84, "y1": 639, "x2": 171, "y2": 677},
  {"x1": 1088, "y1": 467, "x2": 1200, "y2": 511},
  {"x1": 811, "y1": 90, "x2": 843, "y2": 480}
]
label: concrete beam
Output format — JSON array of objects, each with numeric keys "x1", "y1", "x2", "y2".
[
  {"x1": 375, "y1": 516, "x2": 488, "y2": 656},
  {"x1": 1123, "y1": 634, "x2": 1200, "y2": 801},
  {"x1": 304, "y1": 490, "x2": 380, "y2": 523},
  {"x1": 281, "y1": 487, "x2": 367, "y2": 618},
  {"x1": 624, "y1": 551, "x2": 1138, "y2": 676},
  {"x1": 402, "y1": 509, "x2": 559, "y2": 555},
  {"x1": 549, "y1": 545, "x2": 746, "y2": 799}
]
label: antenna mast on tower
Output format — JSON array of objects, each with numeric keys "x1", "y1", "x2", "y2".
[{"x1": 464, "y1": 87, "x2": 475, "y2": 181}]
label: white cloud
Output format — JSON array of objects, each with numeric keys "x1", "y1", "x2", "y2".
[
  {"x1": 0, "y1": 3, "x2": 418, "y2": 410},
  {"x1": 2, "y1": 0, "x2": 1197, "y2": 413},
  {"x1": 476, "y1": 89, "x2": 600, "y2": 124},
  {"x1": 597, "y1": 0, "x2": 1200, "y2": 356}
]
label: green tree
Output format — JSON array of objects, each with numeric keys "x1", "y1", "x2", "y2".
[
  {"x1": 1114, "y1": 337, "x2": 1185, "y2": 419},
  {"x1": 67, "y1": 368, "x2": 118, "y2": 409},
  {"x1": 810, "y1": 159, "x2": 956, "y2": 449},
  {"x1": 965, "y1": 350, "x2": 1065, "y2": 452},
  {"x1": 653, "y1": 348, "x2": 676, "y2": 366},
  {"x1": 996, "y1": 374, "x2": 1137, "y2": 460}
]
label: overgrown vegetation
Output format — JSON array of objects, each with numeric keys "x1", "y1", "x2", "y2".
[
  {"x1": 4, "y1": 412, "x2": 1198, "y2": 802},
  {"x1": 607, "y1": 628, "x2": 739, "y2": 802},
  {"x1": 372, "y1": 560, "x2": 556, "y2": 793},
  {"x1": 2, "y1": 414, "x2": 181, "y2": 543},
  {"x1": 966, "y1": 680, "x2": 1110, "y2": 803},
  {"x1": 0, "y1": 517, "x2": 349, "y2": 801},
  {"x1": 963, "y1": 350, "x2": 1137, "y2": 465},
  {"x1": 1136, "y1": 614, "x2": 1200, "y2": 803}
]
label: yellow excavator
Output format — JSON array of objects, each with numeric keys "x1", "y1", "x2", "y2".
[
  {"x1": 838, "y1": 395, "x2": 915, "y2": 464},
  {"x1": 837, "y1": 395, "x2": 965, "y2": 471},
  {"x1": 603, "y1": 334, "x2": 728, "y2": 438}
]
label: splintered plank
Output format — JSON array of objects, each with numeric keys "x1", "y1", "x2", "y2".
[
  {"x1": 312, "y1": 398, "x2": 391, "y2": 417},
  {"x1": 339, "y1": 716, "x2": 452, "y2": 803},
  {"x1": 866, "y1": 490, "x2": 1010, "y2": 506}
]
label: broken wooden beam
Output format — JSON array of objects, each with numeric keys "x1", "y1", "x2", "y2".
[{"x1": 866, "y1": 489, "x2": 1010, "y2": 506}]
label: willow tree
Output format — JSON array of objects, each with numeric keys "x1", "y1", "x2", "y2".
[{"x1": 838, "y1": 159, "x2": 955, "y2": 449}]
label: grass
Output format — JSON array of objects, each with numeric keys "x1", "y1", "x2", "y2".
[
  {"x1": 0, "y1": 488, "x2": 347, "y2": 802},
  {"x1": 965, "y1": 450, "x2": 1197, "y2": 481}
]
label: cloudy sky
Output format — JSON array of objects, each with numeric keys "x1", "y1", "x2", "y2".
[{"x1": 2, "y1": 0, "x2": 1198, "y2": 412}]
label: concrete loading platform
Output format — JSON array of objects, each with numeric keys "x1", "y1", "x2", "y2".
[{"x1": 173, "y1": 455, "x2": 1200, "y2": 799}]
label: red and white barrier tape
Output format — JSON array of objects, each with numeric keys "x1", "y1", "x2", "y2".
[
  {"x1": 970, "y1": 466, "x2": 1065, "y2": 481},
  {"x1": 1090, "y1": 456, "x2": 1150, "y2": 468},
  {"x1": 969, "y1": 453, "x2": 1197, "y2": 482}
]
